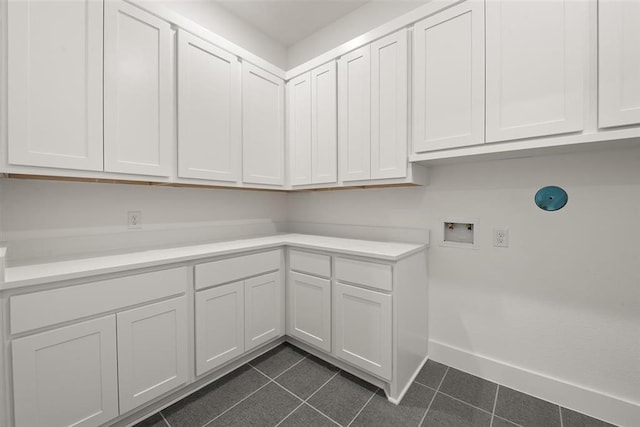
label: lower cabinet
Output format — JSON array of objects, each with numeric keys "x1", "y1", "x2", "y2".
[
  {"x1": 195, "y1": 281, "x2": 245, "y2": 376},
  {"x1": 194, "y1": 269, "x2": 284, "y2": 376},
  {"x1": 287, "y1": 271, "x2": 331, "y2": 352},
  {"x1": 334, "y1": 282, "x2": 392, "y2": 380},
  {"x1": 12, "y1": 316, "x2": 119, "y2": 427},
  {"x1": 117, "y1": 296, "x2": 188, "y2": 413},
  {"x1": 245, "y1": 271, "x2": 284, "y2": 351}
]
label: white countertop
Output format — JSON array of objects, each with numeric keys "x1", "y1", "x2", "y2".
[{"x1": 1, "y1": 234, "x2": 426, "y2": 290}]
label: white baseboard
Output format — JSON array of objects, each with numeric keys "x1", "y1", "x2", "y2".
[{"x1": 429, "y1": 340, "x2": 639, "y2": 427}]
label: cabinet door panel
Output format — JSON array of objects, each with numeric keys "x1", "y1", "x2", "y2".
[
  {"x1": 8, "y1": 0, "x2": 103, "y2": 170},
  {"x1": 104, "y1": 1, "x2": 172, "y2": 176},
  {"x1": 599, "y1": 0, "x2": 640, "y2": 128},
  {"x1": 196, "y1": 282, "x2": 245, "y2": 376},
  {"x1": 178, "y1": 31, "x2": 241, "y2": 181},
  {"x1": 334, "y1": 282, "x2": 391, "y2": 380},
  {"x1": 12, "y1": 316, "x2": 118, "y2": 427},
  {"x1": 288, "y1": 272, "x2": 331, "y2": 352},
  {"x1": 288, "y1": 72, "x2": 313, "y2": 186},
  {"x1": 311, "y1": 62, "x2": 338, "y2": 184},
  {"x1": 486, "y1": 0, "x2": 587, "y2": 142},
  {"x1": 242, "y1": 63, "x2": 285, "y2": 186},
  {"x1": 339, "y1": 46, "x2": 371, "y2": 182},
  {"x1": 413, "y1": 1, "x2": 484, "y2": 151},
  {"x1": 371, "y1": 30, "x2": 408, "y2": 179},
  {"x1": 117, "y1": 297, "x2": 188, "y2": 413},
  {"x1": 245, "y1": 272, "x2": 284, "y2": 351}
]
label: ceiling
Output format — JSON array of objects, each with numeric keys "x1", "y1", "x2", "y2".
[{"x1": 214, "y1": 1, "x2": 370, "y2": 46}]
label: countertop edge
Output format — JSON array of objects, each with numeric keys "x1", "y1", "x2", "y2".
[{"x1": 1, "y1": 235, "x2": 427, "y2": 291}]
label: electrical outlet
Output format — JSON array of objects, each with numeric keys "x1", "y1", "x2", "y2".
[
  {"x1": 128, "y1": 211, "x2": 142, "y2": 229},
  {"x1": 493, "y1": 228, "x2": 509, "y2": 247}
]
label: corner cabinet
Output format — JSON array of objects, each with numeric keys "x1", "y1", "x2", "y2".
[
  {"x1": 242, "y1": 63, "x2": 286, "y2": 186},
  {"x1": 599, "y1": 0, "x2": 640, "y2": 129},
  {"x1": 338, "y1": 29, "x2": 420, "y2": 185},
  {"x1": 485, "y1": 0, "x2": 588, "y2": 142},
  {"x1": 7, "y1": 0, "x2": 104, "y2": 171},
  {"x1": 288, "y1": 62, "x2": 338, "y2": 187},
  {"x1": 286, "y1": 246, "x2": 428, "y2": 403},
  {"x1": 413, "y1": 0, "x2": 484, "y2": 152},
  {"x1": 177, "y1": 30, "x2": 241, "y2": 182},
  {"x1": 195, "y1": 250, "x2": 284, "y2": 376}
]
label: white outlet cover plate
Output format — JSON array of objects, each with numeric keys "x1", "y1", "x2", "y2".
[
  {"x1": 128, "y1": 211, "x2": 142, "y2": 229},
  {"x1": 493, "y1": 228, "x2": 509, "y2": 247}
]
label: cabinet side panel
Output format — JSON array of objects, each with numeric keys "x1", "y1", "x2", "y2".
[{"x1": 395, "y1": 251, "x2": 428, "y2": 394}]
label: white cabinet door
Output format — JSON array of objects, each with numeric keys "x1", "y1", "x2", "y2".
[
  {"x1": 7, "y1": 0, "x2": 103, "y2": 171},
  {"x1": 195, "y1": 282, "x2": 245, "y2": 376},
  {"x1": 245, "y1": 271, "x2": 284, "y2": 351},
  {"x1": 334, "y1": 282, "x2": 391, "y2": 380},
  {"x1": 178, "y1": 30, "x2": 241, "y2": 182},
  {"x1": 311, "y1": 61, "x2": 338, "y2": 184},
  {"x1": 242, "y1": 63, "x2": 285, "y2": 186},
  {"x1": 288, "y1": 272, "x2": 331, "y2": 352},
  {"x1": 104, "y1": 0, "x2": 172, "y2": 176},
  {"x1": 371, "y1": 30, "x2": 408, "y2": 179},
  {"x1": 413, "y1": 0, "x2": 484, "y2": 152},
  {"x1": 288, "y1": 72, "x2": 313, "y2": 186},
  {"x1": 486, "y1": 0, "x2": 587, "y2": 142},
  {"x1": 599, "y1": 0, "x2": 640, "y2": 128},
  {"x1": 117, "y1": 297, "x2": 188, "y2": 414},
  {"x1": 12, "y1": 316, "x2": 118, "y2": 427},
  {"x1": 339, "y1": 46, "x2": 371, "y2": 182}
]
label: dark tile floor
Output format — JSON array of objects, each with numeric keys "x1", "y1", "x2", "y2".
[{"x1": 135, "y1": 343, "x2": 618, "y2": 427}]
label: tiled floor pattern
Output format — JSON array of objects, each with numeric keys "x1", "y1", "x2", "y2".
[{"x1": 135, "y1": 343, "x2": 617, "y2": 427}]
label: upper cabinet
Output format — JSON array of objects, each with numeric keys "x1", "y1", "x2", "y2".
[
  {"x1": 177, "y1": 30, "x2": 241, "y2": 182},
  {"x1": 485, "y1": 0, "x2": 588, "y2": 142},
  {"x1": 288, "y1": 72, "x2": 313, "y2": 186},
  {"x1": 599, "y1": 0, "x2": 640, "y2": 129},
  {"x1": 7, "y1": 0, "x2": 104, "y2": 171},
  {"x1": 338, "y1": 29, "x2": 409, "y2": 182},
  {"x1": 338, "y1": 45, "x2": 371, "y2": 182},
  {"x1": 288, "y1": 62, "x2": 337, "y2": 187},
  {"x1": 242, "y1": 63, "x2": 286, "y2": 186},
  {"x1": 413, "y1": 0, "x2": 484, "y2": 152},
  {"x1": 370, "y1": 30, "x2": 408, "y2": 180},
  {"x1": 104, "y1": 0, "x2": 173, "y2": 177}
]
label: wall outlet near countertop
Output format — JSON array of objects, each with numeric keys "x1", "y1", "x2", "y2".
[{"x1": 128, "y1": 211, "x2": 142, "y2": 229}]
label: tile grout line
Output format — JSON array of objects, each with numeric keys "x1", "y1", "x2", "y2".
[
  {"x1": 489, "y1": 384, "x2": 500, "y2": 427},
  {"x1": 159, "y1": 411, "x2": 171, "y2": 427},
  {"x1": 270, "y1": 369, "x2": 344, "y2": 426},
  {"x1": 200, "y1": 378, "x2": 273, "y2": 427},
  {"x1": 418, "y1": 366, "x2": 450, "y2": 426},
  {"x1": 345, "y1": 387, "x2": 378, "y2": 427},
  {"x1": 430, "y1": 388, "x2": 495, "y2": 416},
  {"x1": 559, "y1": 406, "x2": 564, "y2": 427},
  {"x1": 273, "y1": 402, "x2": 305, "y2": 427},
  {"x1": 305, "y1": 403, "x2": 343, "y2": 427}
]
